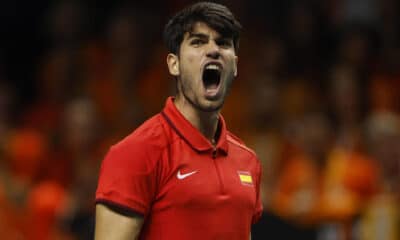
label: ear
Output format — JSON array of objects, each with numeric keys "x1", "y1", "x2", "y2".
[
  {"x1": 167, "y1": 53, "x2": 179, "y2": 76},
  {"x1": 234, "y1": 56, "x2": 238, "y2": 77}
]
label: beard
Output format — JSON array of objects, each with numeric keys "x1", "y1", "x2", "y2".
[
  {"x1": 177, "y1": 75, "x2": 234, "y2": 113},
  {"x1": 182, "y1": 89, "x2": 224, "y2": 112}
]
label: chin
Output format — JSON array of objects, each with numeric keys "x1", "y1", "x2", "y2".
[{"x1": 198, "y1": 99, "x2": 224, "y2": 112}]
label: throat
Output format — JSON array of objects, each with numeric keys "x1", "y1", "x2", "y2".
[
  {"x1": 174, "y1": 95, "x2": 220, "y2": 141},
  {"x1": 198, "y1": 111, "x2": 222, "y2": 144}
]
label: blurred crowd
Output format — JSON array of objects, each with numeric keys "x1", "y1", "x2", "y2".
[{"x1": 0, "y1": 0, "x2": 399, "y2": 239}]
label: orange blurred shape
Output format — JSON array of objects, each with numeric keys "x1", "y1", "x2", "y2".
[
  {"x1": 342, "y1": 153, "x2": 379, "y2": 197},
  {"x1": 26, "y1": 181, "x2": 68, "y2": 240},
  {"x1": 319, "y1": 149, "x2": 380, "y2": 221},
  {"x1": 326, "y1": 149, "x2": 379, "y2": 197},
  {"x1": 271, "y1": 155, "x2": 320, "y2": 223},
  {"x1": 6, "y1": 128, "x2": 48, "y2": 180},
  {"x1": 27, "y1": 181, "x2": 67, "y2": 218}
]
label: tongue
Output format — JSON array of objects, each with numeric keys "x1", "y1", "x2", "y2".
[
  {"x1": 205, "y1": 84, "x2": 219, "y2": 97},
  {"x1": 206, "y1": 83, "x2": 219, "y2": 90}
]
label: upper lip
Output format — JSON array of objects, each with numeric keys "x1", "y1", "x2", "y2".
[{"x1": 203, "y1": 61, "x2": 223, "y2": 71}]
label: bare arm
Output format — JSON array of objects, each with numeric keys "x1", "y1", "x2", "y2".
[{"x1": 95, "y1": 203, "x2": 144, "y2": 240}]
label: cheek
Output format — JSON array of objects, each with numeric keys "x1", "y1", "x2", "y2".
[
  {"x1": 227, "y1": 57, "x2": 238, "y2": 75},
  {"x1": 180, "y1": 53, "x2": 201, "y2": 75},
  {"x1": 185, "y1": 50, "x2": 201, "y2": 64},
  {"x1": 182, "y1": 46, "x2": 203, "y2": 61}
]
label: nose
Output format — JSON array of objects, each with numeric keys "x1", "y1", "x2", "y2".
[{"x1": 206, "y1": 41, "x2": 220, "y2": 59}]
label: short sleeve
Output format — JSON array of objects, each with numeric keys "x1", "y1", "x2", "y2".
[
  {"x1": 95, "y1": 140, "x2": 160, "y2": 216},
  {"x1": 252, "y1": 159, "x2": 263, "y2": 224}
]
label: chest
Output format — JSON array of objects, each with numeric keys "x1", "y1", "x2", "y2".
[{"x1": 152, "y1": 142, "x2": 257, "y2": 212}]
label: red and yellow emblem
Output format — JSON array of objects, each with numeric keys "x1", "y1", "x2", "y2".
[{"x1": 237, "y1": 171, "x2": 253, "y2": 186}]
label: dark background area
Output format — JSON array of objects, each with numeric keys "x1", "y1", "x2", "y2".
[{"x1": 0, "y1": 1, "x2": 399, "y2": 239}]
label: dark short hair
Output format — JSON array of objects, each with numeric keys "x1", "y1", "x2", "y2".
[{"x1": 163, "y1": 2, "x2": 242, "y2": 55}]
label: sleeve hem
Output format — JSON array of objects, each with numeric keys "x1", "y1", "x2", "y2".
[{"x1": 95, "y1": 197, "x2": 147, "y2": 217}]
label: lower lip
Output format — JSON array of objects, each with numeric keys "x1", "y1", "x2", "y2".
[{"x1": 204, "y1": 85, "x2": 221, "y2": 99}]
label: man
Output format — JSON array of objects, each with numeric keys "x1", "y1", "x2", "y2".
[{"x1": 95, "y1": 2, "x2": 262, "y2": 239}]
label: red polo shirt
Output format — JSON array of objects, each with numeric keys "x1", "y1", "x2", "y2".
[{"x1": 96, "y1": 97, "x2": 262, "y2": 240}]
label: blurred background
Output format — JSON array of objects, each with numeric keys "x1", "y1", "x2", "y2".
[{"x1": 0, "y1": 0, "x2": 399, "y2": 239}]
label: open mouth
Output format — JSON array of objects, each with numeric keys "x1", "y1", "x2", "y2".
[{"x1": 202, "y1": 63, "x2": 221, "y2": 91}]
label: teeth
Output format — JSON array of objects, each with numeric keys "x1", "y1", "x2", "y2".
[{"x1": 205, "y1": 64, "x2": 220, "y2": 70}]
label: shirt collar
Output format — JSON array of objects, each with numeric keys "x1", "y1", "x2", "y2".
[{"x1": 161, "y1": 97, "x2": 229, "y2": 154}]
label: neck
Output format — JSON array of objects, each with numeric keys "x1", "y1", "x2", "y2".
[{"x1": 174, "y1": 96, "x2": 219, "y2": 143}]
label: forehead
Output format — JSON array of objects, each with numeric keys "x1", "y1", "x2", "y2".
[{"x1": 184, "y1": 21, "x2": 223, "y2": 39}]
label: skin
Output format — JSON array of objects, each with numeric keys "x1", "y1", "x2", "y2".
[
  {"x1": 95, "y1": 21, "x2": 240, "y2": 240},
  {"x1": 95, "y1": 204, "x2": 143, "y2": 240},
  {"x1": 167, "y1": 21, "x2": 238, "y2": 141}
]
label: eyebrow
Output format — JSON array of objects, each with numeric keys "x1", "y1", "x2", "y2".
[
  {"x1": 187, "y1": 32, "x2": 230, "y2": 42},
  {"x1": 188, "y1": 32, "x2": 209, "y2": 39}
]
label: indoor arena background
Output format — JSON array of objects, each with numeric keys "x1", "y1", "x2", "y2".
[{"x1": 0, "y1": 1, "x2": 399, "y2": 239}]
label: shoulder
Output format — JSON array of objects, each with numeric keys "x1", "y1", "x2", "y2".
[
  {"x1": 226, "y1": 131, "x2": 258, "y2": 158},
  {"x1": 115, "y1": 114, "x2": 168, "y2": 151},
  {"x1": 102, "y1": 114, "x2": 169, "y2": 172},
  {"x1": 226, "y1": 131, "x2": 262, "y2": 180}
]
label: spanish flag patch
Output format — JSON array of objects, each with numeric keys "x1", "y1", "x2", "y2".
[{"x1": 237, "y1": 171, "x2": 253, "y2": 186}]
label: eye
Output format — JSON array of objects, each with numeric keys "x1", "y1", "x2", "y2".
[
  {"x1": 190, "y1": 39, "x2": 205, "y2": 47},
  {"x1": 217, "y1": 39, "x2": 233, "y2": 49}
]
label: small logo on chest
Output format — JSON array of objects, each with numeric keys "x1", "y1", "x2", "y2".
[
  {"x1": 237, "y1": 171, "x2": 253, "y2": 186},
  {"x1": 177, "y1": 170, "x2": 198, "y2": 180}
]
